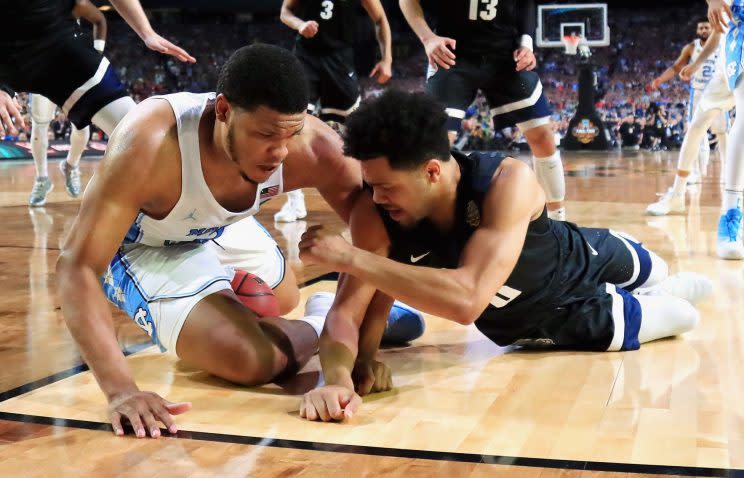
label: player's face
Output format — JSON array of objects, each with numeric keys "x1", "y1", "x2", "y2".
[
  {"x1": 221, "y1": 100, "x2": 305, "y2": 183},
  {"x1": 697, "y1": 22, "x2": 711, "y2": 40},
  {"x1": 361, "y1": 157, "x2": 434, "y2": 228}
]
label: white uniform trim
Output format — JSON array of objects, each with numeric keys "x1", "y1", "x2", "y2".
[
  {"x1": 490, "y1": 82, "x2": 544, "y2": 116},
  {"x1": 62, "y1": 57, "x2": 110, "y2": 114},
  {"x1": 606, "y1": 283, "x2": 626, "y2": 352}
]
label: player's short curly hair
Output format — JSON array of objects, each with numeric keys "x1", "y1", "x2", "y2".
[
  {"x1": 217, "y1": 43, "x2": 308, "y2": 114},
  {"x1": 344, "y1": 90, "x2": 451, "y2": 169}
]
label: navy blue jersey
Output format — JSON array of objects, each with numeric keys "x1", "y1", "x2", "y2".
[
  {"x1": 2, "y1": 0, "x2": 76, "y2": 44},
  {"x1": 377, "y1": 150, "x2": 602, "y2": 345},
  {"x1": 421, "y1": 0, "x2": 535, "y2": 60},
  {"x1": 297, "y1": 0, "x2": 359, "y2": 52}
]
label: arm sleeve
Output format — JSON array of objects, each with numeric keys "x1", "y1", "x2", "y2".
[{"x1": 518, "y1": 0, "x2": 536, "y2": 38}]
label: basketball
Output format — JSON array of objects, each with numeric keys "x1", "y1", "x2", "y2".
[{"x1": 230, "y1": 270, "x2": 280, "y2": 317}]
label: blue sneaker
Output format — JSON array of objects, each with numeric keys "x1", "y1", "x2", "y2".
[
  {"x1": 381, "y1": 301, "x2": 425, "y2": 346},
  {"x1": 716, "y1": 208, "x2": 744, "y2": 260}
]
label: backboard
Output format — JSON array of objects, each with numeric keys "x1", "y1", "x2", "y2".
[{"x1": 536, "y1": 4, "x2": 610, "y2": 49}]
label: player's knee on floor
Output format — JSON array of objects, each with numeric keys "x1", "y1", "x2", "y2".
[
  {"x1": 613, "y1": 231, "x2": 668, "y2": 291},
  {"x1": 204, "y1": 321, "x2": 280, "y2": 386}
]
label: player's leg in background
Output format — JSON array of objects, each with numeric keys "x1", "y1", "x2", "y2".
[
  {"x1": 59, "y1": 125, "x2": 89, "y2": 198},
  {"x1": 520, "y1": 121, "x2": 566, "y2": 221},
  {"x1": 29, "y1": 95, "x2": 56, "y2": 207},
  {"x1": 717, "y1": 78, "x2": 744, "y2": 259},
  {"x1": 646, "y1": 106, "x2": 722, "y2": 216},
  {"x1": 425, "y1": 62, "x2": 478, "y2": 147}
]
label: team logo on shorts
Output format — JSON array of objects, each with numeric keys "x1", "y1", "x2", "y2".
[{"x1": 572, "y1": 119, "x2": 600, "y2": 144}]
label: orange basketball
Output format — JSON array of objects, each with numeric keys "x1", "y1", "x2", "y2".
[{"x1": 230, "y1": 270, "x2": 280, "y2": 318}]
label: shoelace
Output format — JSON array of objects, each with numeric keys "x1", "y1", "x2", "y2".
[
  {"x1": 31, "y1": 179, "x2": 48, "y2": 195},
  {"x1": 721, "y1": 209, "x2": 743, "y2": 242}
]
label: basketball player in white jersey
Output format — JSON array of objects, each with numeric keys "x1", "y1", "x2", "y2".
[
  {"x1": 648, "y1": 19, "x2": 720, "y2": 185},
  {"x1": 28, "y1": 0, "x2": 106, "y2": 207},
  {"x1": 57, "y1": 45, "x2": 421, "y2": 438}
]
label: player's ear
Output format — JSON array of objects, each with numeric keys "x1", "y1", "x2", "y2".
[
  {"x1": 215, "y1": 94, "x2": 231, "y2": 123},
  {"x1": 424, "y1": 159, "x2": 442, "y2": 184}
]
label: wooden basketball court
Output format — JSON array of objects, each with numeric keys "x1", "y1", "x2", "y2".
[{"x1": 0, "y1": 151, "x2": 741, "y2": 477}]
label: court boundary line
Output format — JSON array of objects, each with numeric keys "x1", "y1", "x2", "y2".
[
  {"x1": 0, "y1": 411, "x2": 740, "y2": 477},
  {"x1": 4, "y1": 271, "x2": 741, "y2": 477}
]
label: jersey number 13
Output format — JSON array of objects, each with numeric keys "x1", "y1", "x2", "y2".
[{"x1": 469, "y1": 0, "x2": 499, "y2": 21}]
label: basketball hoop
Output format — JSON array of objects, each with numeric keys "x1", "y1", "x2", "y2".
[{"x1": 562, "y1": 35, "x2": 581, "y2": 55}]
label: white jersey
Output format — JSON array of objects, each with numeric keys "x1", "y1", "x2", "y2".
[
  {"x1": 125, "y1": 92, "x2": 284, "y2": 247},
  {"x1": 690, "y1": 38, "x2": 718, "y2": 90}
]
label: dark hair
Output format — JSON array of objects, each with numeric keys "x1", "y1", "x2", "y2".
[
  {"x1": 698, "y1": 18, "x2": 711, "y2": 25},
  {"x1": 344, "y1": 90, "x2": 450, "y2": 169},
  {"x1": 216, "y1": 43, "x2": 308, "y2": 113}
]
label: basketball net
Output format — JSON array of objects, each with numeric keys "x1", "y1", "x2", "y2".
[{"x1": 562, "y1": 35, "x2": 582, "y2": 55}]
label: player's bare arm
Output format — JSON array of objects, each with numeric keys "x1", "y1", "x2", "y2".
[
  {"x1": 680, "y1": 31, "x2": 721, "y2": 81},
  {"x1": 361, "y1": 0, "x2": 393, "y2": 84},
  {"x1": 281, "y1": 0, "x2": 319, "y2": 38},
  {"x1": 57, "y1": 101, "x2": 191, "y2": 439},
  {"x1": 282, "y1": 118, "x2": 363, "y2": 223},
  {"x1": 300, "y1": 195, "x2": 394, "y2": 422},
  {"x1": 108, "y1": 0, "x2": 196, "y2": 62},
  {"x1": 650, "y1": 43, "x2": 694, "y2": 89},
  {"x1": 399, "y1": 0, "x2": 456, "y2": 69},
  {"x1": 708, "y1": 0, "x2": 733, "y2": 33},
  {"x1": 300, "y1": 158, "x2": 546, "y2": 325},
  {"x1": 73, "y1": 0, "x2": 107, "y2": 42}
]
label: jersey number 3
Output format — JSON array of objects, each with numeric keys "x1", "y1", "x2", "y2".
[
  {"x1": 320, "y1": 0, "x2": 334, "y2": 20},
  {"x1": 469, "y1": 0, "x2": 499, "y2": 21}
]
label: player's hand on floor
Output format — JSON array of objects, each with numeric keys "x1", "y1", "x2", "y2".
[
  {"x1": 108, "y1": 390, "x2": 192, "y2": 438},
  {"x1": 708, "y1": 0, "x2": 733, "y2": 33},
  {"x1": 423, "y1": 35, "x2": 456, "y2": 70},
  {"x1": 142, "y1": 31, "x2": 196, "y2": 63},
  {"x1": 370, "y1": 60, "x2": 393, "y2": 84},
  {"x1": 514, "y1": 47, "x2": 537, "y2": 72},
  {"x1": 300, "y1": 385, "x2": 362, "y2": 421},
  {"x1": 353, "y1": 359, "x2": 393, "y2": 396},
  {"x1": 299, "y1": 21, "x2": 319, "y2": 38},
  {"x1": 299, "y1": 225, "x2": 354, "y2": 270},
  {"x1": 0, "y1": 90, "x2": 24, "y2": 137}
]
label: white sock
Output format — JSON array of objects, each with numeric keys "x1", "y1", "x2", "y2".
[
  {"x1": 670, "y1": 175, "x2": 687, "y2": 197},
  {"x1": 288, "y1": 189, "x2": 305, "y2": 209},
  {"x1": 299, "y1": 292, "x2": 334, "y2": 337},
  {"x1": 532, "y1": 151, "x2": 566, "y2": 202},
  {"x1": 66, "y1": 125, "x2": 90, "y2": 168},
  {"x1": 299, "y1": 315, "x2": 325, "y2": 338},
  {"x1": 636, "y1": 294, "x2": 699, "y2": 344},
  {"x1": 722, "y1": 189, "x2": 743, "y2": 212},
  {"x1": 31, "y1": 120, "x2": 49, "y2": 178}
]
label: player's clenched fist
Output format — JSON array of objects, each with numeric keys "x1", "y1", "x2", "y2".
[
  {"x1": 299, "y1": 225, "x2": 354, "y2": 269},
  {"x1": 300, "y1": 385, "x2": 362, "y2": 421}
]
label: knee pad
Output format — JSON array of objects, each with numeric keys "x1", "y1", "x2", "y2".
[{"x1": 532, "y1": 151, "x2": 566, "y2": 202}]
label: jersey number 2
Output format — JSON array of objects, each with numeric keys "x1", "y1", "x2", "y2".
[
  {"x1": 469, "y1": 0, "x2": 499, "y2": 21},
  {"x1": 320, "y1": 0, "x2": 334, "y2": 20}
]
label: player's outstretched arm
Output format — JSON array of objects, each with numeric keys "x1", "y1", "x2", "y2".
[
  {"x1": 399, "y1": 0, "x2": 456, "y2": 69},
  {"x1": 362, "y1": 0, "x2": 393, "y2": 84},
  {"x1": 680, "y1": 32, "x2": 721, "y2": 81},
  {"x1": 74, "y1": 0, "x2": 107, "y2": 47},
  {"x1": 56, "y1": 102, "x2": 191, "y2": 438},
  {"x1": 300, "y1": 158, "x2": 545, "y2": 325},
  {"x1": 301, "y1": 194, "x2": 394, "y2": 422},
  {"x1": 649, "y1": 43, "x2": 693, "y2": 89},
  {"x1": 107, "y1": 0, "x2": 196, "y2": 63},
  {"x1": 281, "y1": 0, "x2": 319, "y2": 38}
]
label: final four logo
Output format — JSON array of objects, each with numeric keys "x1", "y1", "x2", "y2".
[{"x1": 572, "y1": 119, "x2": 600, "y2": 144}]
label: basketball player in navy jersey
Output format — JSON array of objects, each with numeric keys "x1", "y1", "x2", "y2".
[
  {"x1": 0, "y1": 0, "x2": 194, "y2": 138},
  {"x1": 28, "y1": 0, "x2": 109, "y2": 207},
  {"x1": 648, "y1": 19, "x2": 721, "y2": 185},
  {"x1": 399, "y1": 0, "x2": 568, "y2": 221},
  {"x1": 276, "y1": 0, "x2": 393, "y2": 223},
  {"x1": 296, "y1": 91, "x2": 712, "y2": 421}
]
